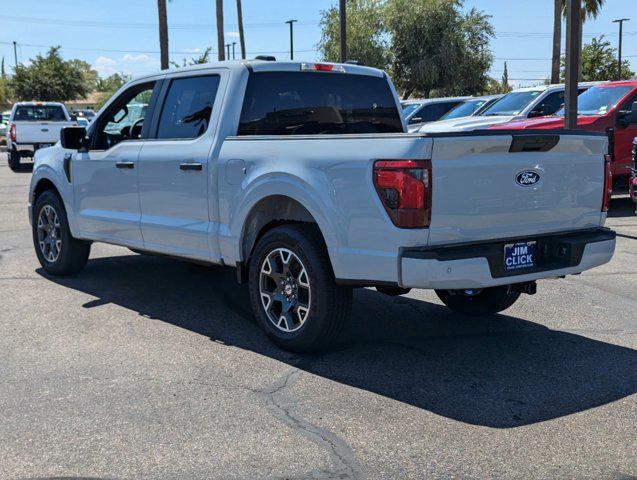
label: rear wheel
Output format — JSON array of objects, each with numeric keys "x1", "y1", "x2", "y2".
[
  {"x1": 248, "y1": 224, "x2": 352, "y2": 352},
  {"x1": 32, "y1": 190, "x2": 91, "y2": 275},
  {"x1": 8, "y1": 151, "x2": 20, "y2": 171},
  {"x1": 435, "y1": 286, "x2": 521, "y2": 316}
]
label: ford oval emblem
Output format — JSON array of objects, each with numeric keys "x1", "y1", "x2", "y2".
[{"x1": 515, "y1": 170, "x2": 541, "y2": 187}]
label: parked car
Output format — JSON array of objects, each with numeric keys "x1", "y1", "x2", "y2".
[
  {"x1": 418, "y1": 82, "x2": 600, "y2": 133},
  {"x1": 630, "y1": 137, "x2": 637, "y2": 213},
  {"x1": 29, "y1": 60, "x2": 615, "y2": 352},
  {"x1": 72, "y1": 109, "x2": 96, "y2": 121},
  {"x1": 6, "y1": 102, "x2": 76, "y2": 171},
  {"x1": 493, "y1": 80, "x2": 637, "y2": 192},
  {"x1": 435, "y1": 95, "x2": 503, "y2": 122},
  {"x1": 0, "y1": 110, "x2": 10, "y2": 146},
  {"x1": 76, "y1": 117, "x2": 91, "y2": 128},
  {"x1": 402, "y1": 97, "x2": 469, "y2": 131}
]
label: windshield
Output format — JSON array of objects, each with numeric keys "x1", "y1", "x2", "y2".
[
  {"x1": 13, "y1": 105, "x2": 67, "y2": 122},
  {"x1": 440, "y1": 99, "x2": 486, "y2": 120},
  {"x1": 555, "y1": 86, "x2": 632, "y2": 116},
  {"x1": 480, "y1": 91, "x2": 543, "y2": 116},
  {"x1": 402, "y1": 103, "x2": 422, "y2": 119}
]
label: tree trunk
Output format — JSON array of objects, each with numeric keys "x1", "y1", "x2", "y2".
[
  {"x1": 216, "y1": 0, "x2": 225, "y2": 61},
  {"x1": 236, "y1": 0, "x2": 246, "y2": 60},
  {"x1": 551, "y1": 0, "x2": 562, "y2": 83},
  {"x1": 157, "y1": 0, "x2": 169, "y2": 70}
]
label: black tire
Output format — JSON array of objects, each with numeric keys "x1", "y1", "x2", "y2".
[
  {"x1": 435, "y1": 286, "x2": 521, "y2": 316},
  {"x1": 32, "y1": 190, "x2": 91, "y2": 276},
  {"x1": 8, "y1": 151, "x2": 20, "y2": 171},
  {"x1": 248, "y1": 224, "x2": 352, "y2": 352}
]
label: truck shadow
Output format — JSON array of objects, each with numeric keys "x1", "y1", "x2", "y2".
[
  {"x1": 608, "y1": 196, "x2": 635, "y2": 218},
  {"x1": 37, "y1": 254, "x2": 637, "y2": 429}
]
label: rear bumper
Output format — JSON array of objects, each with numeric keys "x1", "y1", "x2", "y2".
[{"x1": 399, "y1": 228, "x2": 616, "y2": 289}]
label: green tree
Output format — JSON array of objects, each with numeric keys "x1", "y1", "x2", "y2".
[
  {"x1": 171, "y1": 47, "x2": 212, "y2": 68},
  {"x1": 317, "y1": 0, "x2": 389, "y2": 70},
  {"x1": 9, "y1": 47, "x2": 89, "y2": 101},
  {"x1": 68, "y1": 59, "x2": 99, "y2": 91},
  {"x1": 386, "y1": 0, "x2": 494, "y2": 99},
  {"x1": 95, "y1": 73, "x2": 131, "y2": 109},
  {"x1": 563, "y1": 35, "x2": 634, "y2": 81}
]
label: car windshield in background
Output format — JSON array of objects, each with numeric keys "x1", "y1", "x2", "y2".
[
  {"x1": 439, "y1": 99, "x2": 486, "y2": 120},
  {"x1": 480, "y1": 91, "x2": 543, "y2": 116},
  {"x1": 555, "y1": 86, "x2": 632, "y2": 116},
  {"x1": 238, "y1": 72, "x2": 403, "y2": 135},
  {"x1": 13, "y1": 106, "x2": 66, "y2": 121},
  {"x1": 402, "y1": 103, "x2": 422, "y2": 118}
]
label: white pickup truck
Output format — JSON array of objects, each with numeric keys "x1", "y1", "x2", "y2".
[
  {"x1": 28, "y1": 60, "x2": 616, "y2": 352},
  {"x1": 7, "y1": 102, "x2": 76, "y2": 171}
]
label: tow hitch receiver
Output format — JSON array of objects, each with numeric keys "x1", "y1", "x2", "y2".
[{"x1": 512, "y1": 282, "x2": 537, "y2": 295}]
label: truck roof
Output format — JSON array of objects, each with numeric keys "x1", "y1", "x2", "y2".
[
  {"x1": 13, "y1": 101, "x2": 66, "y2": 107},
  {"x1": 132, "y1": 59, "x2": 387, "y2": 82}
]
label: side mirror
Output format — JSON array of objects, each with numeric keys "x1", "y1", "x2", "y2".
[
  {"x1": 69, "y1": 114, "x2": 78, "y2": 122},
  {"x1": 60, "y1": 126, "x2": 87, "y2": 150}
]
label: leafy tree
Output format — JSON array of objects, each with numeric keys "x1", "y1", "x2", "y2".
[
  {"x1": 561, "y1": 36, "x2": 633, "y2": 81},
  {"x1": 95, "y1": 73, "x2": 132, "y2": 109},
  {"x1": 68, "y1": 59, "x2": 99, "y2": 91},
  {"x1": 386, "y1": 0, "x2": 493, "y2": 98},
  {"x1": 171, "y1": 47, "x2": 213, "y2": 68},
  {"x1": 317, "y1": 0, "x2": 389, "y2": 70},
  {"x1": 9, "y1": 47, "x2": 89, "y2": 101}
]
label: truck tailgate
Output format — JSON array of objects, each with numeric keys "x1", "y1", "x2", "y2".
[
  {"x1": 427, "y1": 132, "x2": 607, "y2": 246},
  {"x1": 14, "y1": 121, "x2": 71, "y2": 144}
]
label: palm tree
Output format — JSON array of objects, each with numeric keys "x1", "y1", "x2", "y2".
[
  {"x1": 236, "y1": 0, "x2": 246, "y2": 60},
  {"x1": 558, "y1": 0, "x2": 605, "y2": 81},
  {"x1": 551, "y1": 0, "x2": 562, "y2": 83},
  {"x1": 216, "y1": 0, "x2": 225, "y2": 61},
  {"x1": 157, "y1": 0, "x2": 169, "y2": 70}
]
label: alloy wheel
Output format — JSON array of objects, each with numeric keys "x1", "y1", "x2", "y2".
[{"x1": 37, "y1": 204, "x2": 62, "y2": 263}]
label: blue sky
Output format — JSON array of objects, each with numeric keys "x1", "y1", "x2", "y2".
[{"x1": 1, "y1": 0, "x2": 635, "y2": 88}]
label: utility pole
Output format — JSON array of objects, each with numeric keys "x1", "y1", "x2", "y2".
[
  {"x1": 564, "y1": 0, "x2": 581, "y2": 130},
  {"x1": 285, "y1": 19, "x2": 297, "y2": 60},
  {"x1": 339, "y1": 0, "x2": 347, "y2": 63},
  {"x1": 232, "y1": 42, "x2": 236, "y2": 60},
  {"x1": 613, "y1": 18, "x2": 629, "y2": 81},
  {"x1": 236, "y1": 0, "x2": 246, "y2": 60},
  {"x1": 216, "y1": 0, "x2": 225, "y2": 61},
  {"x1": 226, "y1": 44, "x2": 231, "y2": 60},
  {"x1": 13, "y1": 41, "x2": 18, "y2": 67}
]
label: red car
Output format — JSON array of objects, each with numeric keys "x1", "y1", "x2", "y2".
[
  {"x1": 631, "y1": 137, "x2": 637, "y2": 212},
  {"x1": 491, "y1": 81, "x2": 637, "y2": 192}
]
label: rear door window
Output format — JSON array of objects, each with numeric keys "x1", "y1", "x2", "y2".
[
  {"x1": 412, "y1": 101, "x2": 461, "y2": 124},
  {"x1": 156, "y1": 75, "x2": 221, "y2": 139},
  {"x1": 13, "y1": 106, "x2": 67, "y2": 121},
  {"x1": 238, "y1": 72, "x2": 403, "y2": 135}
]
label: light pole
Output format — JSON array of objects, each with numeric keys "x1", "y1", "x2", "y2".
[
  {"x1": 285, "y1": 19, "x2": 297, "y2": 60},
  {"x1": 225, "y1": 43, "x2": 231, "y2": 60},
  {"x1": 613, "y1": 18, "x2": 629, "y2": 81},
  {"x1": 564, "y1": 0, "x2": 581, "y2": 130},
  {"x1": 232, "y1": 42, "x2": 236, "y2": 60},
  {"x1": 339, "y1": 0, "x2": 347, "y2": 63}
]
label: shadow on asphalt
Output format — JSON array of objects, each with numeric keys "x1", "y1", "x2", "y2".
[
  {"x1": 11, "y1": 162, "x2": 34, "y2": 173},
  {"x1": 37, "y1": 254, "x2": 637, "y2": 429}
]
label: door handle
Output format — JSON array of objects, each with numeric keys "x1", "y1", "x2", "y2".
[
  {"x1": 180, "y1": 162, "x2": 203, "y2": 171},
  {"x1": 115, "y1": 161, "x2": 135, "y2": 169}
]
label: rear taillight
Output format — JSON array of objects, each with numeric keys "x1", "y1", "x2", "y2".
[
  {"x1": 602, "y1": 154, "x2": 612, "y2": 212},
  {"x1": 373, "y1": 160, "x2": 432, "y2": 228},
  {"x1": 8, "y1": 123, "x2": 15, "y2": 142}
]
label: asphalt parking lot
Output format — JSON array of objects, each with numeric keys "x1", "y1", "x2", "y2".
[{"x1": 0, "y1": 154, "x2": 635, "y2": 480}]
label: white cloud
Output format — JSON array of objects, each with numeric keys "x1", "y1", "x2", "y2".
[
  {"x1": 93, "y1": 56, "x2": 118, "y2": 75},
  {"x1": 184, "y1": 48, "x2": 202, "y2": 53},
  {"x1": 122, "y1": 53, "x2": 150, "y2": 62},
  {"x1": 226, "y1": 31, "x2": 240, "y2": 38}
]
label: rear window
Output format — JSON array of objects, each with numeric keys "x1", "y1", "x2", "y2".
[
  {"x1": 13, "y1": 105, "x2": 67, "y2": 122},
  {"x1": 238, "y1": 72, "x2": 403, "y2": 135}
]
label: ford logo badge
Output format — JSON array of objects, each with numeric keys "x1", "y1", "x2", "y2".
[{"x1": 515, "y1": 170, "x2": 541, "y2": 187}]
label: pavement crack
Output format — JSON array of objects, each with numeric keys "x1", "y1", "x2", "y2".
[{"x1": 262, "y1": 367, "x2": 362, "y2": 480}]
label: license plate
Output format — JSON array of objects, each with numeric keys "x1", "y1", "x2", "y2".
[{"x1": 504, "y1": 241, "x2": 536, "y2": 272}]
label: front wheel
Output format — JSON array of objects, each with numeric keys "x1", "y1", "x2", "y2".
[
  {"x1": 435, "y1": 286, "x2": 521, "y2": 316},
  {"x1": 32, "y1": 190, "x2": 91, "y2": 275},
  {"x1": 8, "y1": 151, "x2": 20, "y2": 171},
  {"x1": 248, "y1": 224, "x2": 352, "y2": 352}
]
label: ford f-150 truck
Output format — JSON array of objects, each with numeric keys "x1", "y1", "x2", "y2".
[
  {"x1": 493, "y1": 81, "x2": 637, "y2": 192},
  {"x1": 28, "y1": 60, "x2": 616, "y2": 352},
  {"x1": 7, "y1": 102, "x2": 76, "y2": 171}
]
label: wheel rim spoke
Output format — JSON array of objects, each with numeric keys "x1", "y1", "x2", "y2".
[
  {"x1": 259, "y1": 247, "x2": 311, "y2": 333},
  {"x1": 37, "y1": 204, "x2": 61, "y2": 263}
]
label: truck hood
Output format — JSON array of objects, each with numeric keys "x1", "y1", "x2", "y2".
[
  {"x1": 491, "y1": 115, "x2": 602, "y2": 130},
  {"x1": 417, "y1": 115, "x2": 517, "y2": 133}
]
